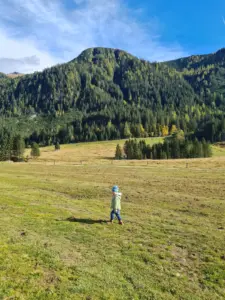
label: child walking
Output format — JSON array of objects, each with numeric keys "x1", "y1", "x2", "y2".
[{"x1": 109, "y1": 185, "x2": 123, "y2": 225}]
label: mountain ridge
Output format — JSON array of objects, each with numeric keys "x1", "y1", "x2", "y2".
[
  {"x1": 1, "y1": 46, "x2": 225, "y2": 76},
  {"x1": 0, "y1": 46, "x2": 224, "y2": 145},
  {"x1": 165, "y1": 47, "x2": 225, "y2": 71}
]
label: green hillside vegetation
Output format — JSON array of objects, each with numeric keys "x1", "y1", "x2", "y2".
[
  {"x1": 0, "y1": 47, "x2": 225, "y2": 147},
  {"x1": 0, "y1": 72, "x2": 6, "y2": 79},
  {"x1": 118, "y1": 134, "x2": 212, "y2": 160},
  {"x1": 165, "y1": 48, "x2": 225, "y2": 105},
  {"x1": 164, "y1": 49, "x2": 225, "y2": 144}
]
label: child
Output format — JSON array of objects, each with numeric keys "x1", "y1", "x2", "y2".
[{"x1": 109, "y1": 185, "x2": 123, "y2": 225}]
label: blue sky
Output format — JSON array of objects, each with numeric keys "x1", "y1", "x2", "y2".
[{"x1": 0, "y1": 0, "x2": 225, "y2": 73}]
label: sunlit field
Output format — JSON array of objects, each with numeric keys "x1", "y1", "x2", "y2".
[{"x1": 1, "y1": 139, "x2": 225, "y2": 299}]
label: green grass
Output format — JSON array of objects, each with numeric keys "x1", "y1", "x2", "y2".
[{"x1": 1, "y1": 140, "x2": 225, "y2": 299}]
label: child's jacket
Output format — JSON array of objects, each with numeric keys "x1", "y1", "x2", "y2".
[{"x1": 111, "y1": 192, "x2": 122, "y2": 211}]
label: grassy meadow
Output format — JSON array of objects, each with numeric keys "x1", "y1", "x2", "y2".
[
  {"x1": 1, "y1": 138, "x2": 225, "y2": 299},
  {"x1": 33, "y1": 137, "x2": 163, "y2": 164}
]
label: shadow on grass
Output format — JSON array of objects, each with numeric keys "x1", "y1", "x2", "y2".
[
  {"x1": 101, "y1": 156, "x2": 114, "y2": 160},
  {"x1": 62, "y1": 217, "x2": 108, "y2": 224}
]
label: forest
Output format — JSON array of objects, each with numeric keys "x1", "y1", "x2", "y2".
[
  {"x1": 0, "y1": 47, "x2": 225, "y2": 160},
  {"x1": 115, "y1": 132, "x2": 212, "y2": 160}
]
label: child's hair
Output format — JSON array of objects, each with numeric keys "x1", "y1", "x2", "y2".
[{"x1": 112, "y1": 185, "x2": 119, "y2": 192}]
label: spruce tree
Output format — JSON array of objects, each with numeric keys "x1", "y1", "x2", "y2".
[
  {"x1": 0, "y1": 129, "x2": 13, "y2": 161},
  {"x1": 152, "y1": 145, "x2": 157, "y2": 159},
  {"x1": 161, "y1": 151, "x2": 167, "y2": 159},
  {"x1": 115, "y1": 144, "x2": 123, "y2": 160},
  {"x1": 123, "y1": 122, "x2": 132, "y2": 138},
  {"x1": 193, "y1": 138, "x2": 201, "y2": 158},
  {"x1": 202, "y1": 139, "x2": 212, "y2": 157},
  {"x1": 31, "y1": 143, "x2": 40, "y2": 158},
  {"x1": 164, "y1": 139, "x2": 171, "y2": 159},
  {"x1": 133, "y1": 142, "x2": 142, "y2": 159},
  {"x1": 12, "y1": 135, "x2": 25, "y2": 159},
  {"x1": 55, "y1": 142, "x2": 60, "y2": 151},
  {"x1": 146, "y1": 145, "x2": 151, "y2": 159},
  {"x1": 170, "y1": 137, "x2": 180, "y2": 158}
]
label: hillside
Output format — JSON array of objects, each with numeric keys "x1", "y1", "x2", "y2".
[
  {"x1": 0, "y1": 47, "x2": 197, "y2": 117},
  {"x1": 165, "y1": 48, "x2": 225, "y2": 100},
  {"x1": 166, "y1": 48, "x2": 225, "y2": 71},
  {"x1": 0, "y1": 47, "x2": 225, "y2": 145}
]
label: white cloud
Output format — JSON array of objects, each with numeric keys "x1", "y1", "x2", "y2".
[
  {"x1": 0, "y1": 0, "x2": 188, "y2": 73},
  {"x1": 0, "y1": 28, "x2": 59, "y2": 73}
]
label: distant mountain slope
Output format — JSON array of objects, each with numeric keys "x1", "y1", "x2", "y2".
[
  {"x1": 165, "y1": 48, "x2": 225, "y2": 98},
  {"x1": 166, "y1": 48, "x2": 225, "y2": 70},
  {"x1": 0, "y1": 47, "x2": 225, "y2": 145},
  {"x1": 0, "y1": 47, "x2": 197, "y2": 116}
]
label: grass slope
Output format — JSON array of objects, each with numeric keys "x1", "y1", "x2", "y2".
[
  {"x1": 34, "y1": 137, "x2": 225, "y2": 165},
  {"x1": 36, "y1": 138, "x2": 163, "y2": 164},
  {"x1": 1, "y1": 139, "x2": 225, "y2": 299}
]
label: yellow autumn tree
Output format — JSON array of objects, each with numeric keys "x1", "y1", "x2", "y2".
[
  {"x1": 170, "y1": 124, "x2": 178, "y2": 135},
  {"x1": 140, "y1": 124, "x2": 146, "y2": 137},
  {"x1": 161, "y1": 125, "x2": 169, "y2": 137}
]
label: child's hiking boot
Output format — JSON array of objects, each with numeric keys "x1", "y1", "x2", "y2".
[
  {"x1": 119, "y1": 220, "x2": 123, "y2": 225},
  {"x1": 108, "y1": 220, "x2": 113, "y2": 224}
]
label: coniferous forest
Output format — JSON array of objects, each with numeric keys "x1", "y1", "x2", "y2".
[
  {"x1": 115, "y1": 132, "x2": 212, "y2": 160},
  {"x1": 0, "y1": 47, "x2": 225, "y2": 160}
]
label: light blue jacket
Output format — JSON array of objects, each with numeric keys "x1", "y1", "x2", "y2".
[{"x1": 111, "y1": 192, "x2": 122, "y2": 210}]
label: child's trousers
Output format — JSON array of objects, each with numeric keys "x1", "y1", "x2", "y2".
[{"x1": 110, "y1": 209, "x2": 122, "y2": 221}]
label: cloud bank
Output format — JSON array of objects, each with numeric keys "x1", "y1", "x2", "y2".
[{"x1": 0, "y1": 0, "x2": 188, "y2": 73}]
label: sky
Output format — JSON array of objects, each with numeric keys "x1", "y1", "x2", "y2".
[{"x1": 0, "y1": 0, "x2": 225, "y2": 73}]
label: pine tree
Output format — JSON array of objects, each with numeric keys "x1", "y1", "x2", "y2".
[
  {"x1": 124, "y1": 140, "x2": 133, "y2": 159},
  {"x1": 0, "y1": 129, "x2": 13, "y2": 161},
  {"x1": 133, "y1": 142, "x2": 142, "y2": 159},
  {"x1": 161, "y1": 151, "x2": 167, "y2": 159},
  {"x1": 115, "y1": 144, "x2": 123, "y2": 160},
  {"x1": 12, "y1": 135, "x2": 25, "y2": 159},
  {"x1": 145, "y1": 145, "x2": 151, "y2": 159},
  {"x1": 193, "y1": 138, "x2": 201, "y2": 158},
  {"x1": 164, "y1": 139, "x2": 171, "y2": 159},
  {"x1": 123, "y1": 122, "x2": 132, "y2": 138},
  {"x1": 171, "y1": 138, "x2": 180, "y2": 158},
  {"x1": 202, "y1": 138, "x2": 212, "y2": 157},
  {"x1": 31, "y1": 143, "x2": 40, "y2": 158},
  {"x1": 170, "y1": 124, "x2": 178, "y2": 135},
  {"x1": 152, "y1": 145, "x2": 157, "y2": 159},
  {"x1": 55, "y1": 142, "x2": 60, "y2": 151}
]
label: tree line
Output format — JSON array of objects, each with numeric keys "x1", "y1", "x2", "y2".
[
  {"x1": 115, "y1": 133, "x2": 212, "y2": 160},
  {"x1": 0, "y1": 128, "x2": 40, "y2": 161}
]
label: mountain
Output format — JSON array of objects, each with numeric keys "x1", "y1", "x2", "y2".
[
  {"x1": 166, "y1": 48, "x2": 225, "y2": 71},
  {"x1": 0, "y1": 47, "x2": 225, "y2": 145},
  {"x1": 0, "y1": 47, "x2": 197, "y2": 116}
]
